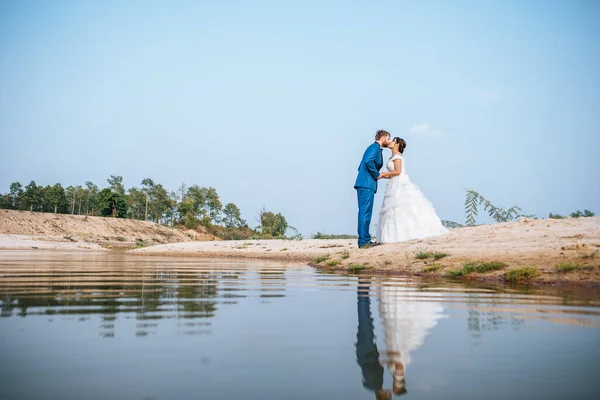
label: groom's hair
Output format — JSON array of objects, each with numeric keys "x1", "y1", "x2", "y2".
[{"x1": 375, "y1": 130, "x2": 391, "y2": 141}]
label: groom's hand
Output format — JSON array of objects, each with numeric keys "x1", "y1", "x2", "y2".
[{"x1": 377, "y1": 173, "x2": 383, "y2": 180}]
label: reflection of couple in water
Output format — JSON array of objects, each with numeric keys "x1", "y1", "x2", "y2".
[{"x1": 356, "y1": 279, "x2": 445, "y2": 398}]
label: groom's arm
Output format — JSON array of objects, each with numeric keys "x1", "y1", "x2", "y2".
[{"x1": 363, "y1": 146, "x2": 381, "y2": 181}]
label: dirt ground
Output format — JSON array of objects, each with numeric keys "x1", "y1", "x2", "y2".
[{"x1": 0, "y1": 209, "x2": 218, "y2": 249}]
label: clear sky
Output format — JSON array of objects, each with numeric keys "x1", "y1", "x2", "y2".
[{"x1": 1, "y1": 0, "x2": 598, "y2": 236}]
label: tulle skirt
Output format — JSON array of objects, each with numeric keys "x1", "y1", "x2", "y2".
[{"x1": 376, "y1": 175, "x2": 448, "y2": 243}]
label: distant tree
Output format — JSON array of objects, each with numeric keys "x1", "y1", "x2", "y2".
[
  {"x1": 96, "y1": 188, "x2": 126, "y2": 218},
  {"x1": 140, "y1": 178, "x2": 155, "y2": 221},
  {"x1": 257, "y1": 208, "x2": 288, "y2": 237},
  {"x1": 148, "y1": 183, "x2": 170, "y2": 224},
  {"x1": 23, "y1": 181, "x2": 43, "y2": 211},
  {"x1": 0, "y1": 193, "x2": 13, "y2": 209},
  {"x1": 570, "y1": 210, "x2": 595, "y2": 218},
  {"x1": 8, "y1": 182, "x2": 24, "y2": 210},
  {"x1": 107, "y1": 175, "x2": 126, "y2": 196},
  {"x1": 84, "y1": 182, "x2": 99, "y2": 215},
  {"x1": 204, "y1": 187, "x2": 222, "y2": 224},
  {"x1": 45, "y1": 183, "x2": 68, "y2": 213},
  {"x1": 126, "y1": 187, "x2": 146, "y2": 220},
  {"x1": 222, "y1": 203, "x2": 247, "y2": 228}
]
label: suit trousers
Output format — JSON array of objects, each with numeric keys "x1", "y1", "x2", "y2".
[{"x1": 356, "y1": 187, "x2": 375, "y2": 247}]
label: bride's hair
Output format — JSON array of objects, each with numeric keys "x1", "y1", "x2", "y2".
[{"x1": 393, "y1": 137, "x2": 407, "y2": 154}]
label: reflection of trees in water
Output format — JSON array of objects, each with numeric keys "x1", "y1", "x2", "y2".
[
  {"x1": 258, "y1": 266, "x2": 286, "y2": 300},
  {"x1": 0, "y1": 266, "x2": 259, "y2": 337}
]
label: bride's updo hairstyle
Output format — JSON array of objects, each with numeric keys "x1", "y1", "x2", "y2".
[{"x1": 393, "y1": 137, "x2": 407, "y2": 154}]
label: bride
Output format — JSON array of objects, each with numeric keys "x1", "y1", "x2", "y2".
[{"x1": 376, "y1": 137, "x2": 448, "y2": 243}]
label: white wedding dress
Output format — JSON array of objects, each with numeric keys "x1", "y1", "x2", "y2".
[{"x1": 376, "y1": 154, "x2": 448, "y2": 243}]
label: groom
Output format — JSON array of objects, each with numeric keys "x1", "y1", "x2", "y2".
[{"x1": 354, "y1": 130, "x2": 391, "y2": 248}]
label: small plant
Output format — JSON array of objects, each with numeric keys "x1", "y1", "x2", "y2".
[
  {"x1": 280, "y1": 248, "x2": 288, "y2": 251},
  {"x1": 319, "y1": 244, "x2": 344, "y2": 248},
  {"x1": 313, "y1": 255, "x2": 330, "y2": 264},
  {"x1": 581, "y1": 250, "x2": 598, "y2": 259},
  {"x1": 557, "y1": 262, "x2": 593, "y2": 273},
  {"x1": 505, "y1": 267, "x2": 541, "y2": 281},
  {"x1": 348, "y1": 264, "x2": 370, "y2": 272},
  {"x1": 115, "y1": 236, "x2": 125, "y2": 242},
  {"x1": 464, "y1": 189, "x2": 525, "y2": 226},
  {"x1": 415, "y1": 249, "x2": 432, "y2": 260},
  {"x1": 445, "y1": 269, "x2": 464, "y2": 278},
  {"x1": 325, "y1": 259, "x2": 341, "y2": 267},
  {"x1": 445, "y1": 261, "x2": 507, "y2": 277},
  {"x1": 423, "y1": 264, "x2": 444, "y2": 273},
  {"x1": 136, "y1": 238, "x2": 144, "y2": 247},
  {"x1": 432, "y1": 252, "x2": 449, "y2": 260},
  {"x1": 340, "y1": 250, "x2": 350, "y2": 260},
  {"x1": 383, "y1": 260, "x2": 392, "y2": 266},
  {"x1": 549, "y1": 213, "x2": 565, "y2": 219},
  {"x1": 442, "y1": 220, "x2": 464, "y2": 229},
  {"x1": 476, "y1": 261, "x2": 507, "y2": 273},
  {"x1": 63, "y1": 236, "x2": 75, "y2": 242}
]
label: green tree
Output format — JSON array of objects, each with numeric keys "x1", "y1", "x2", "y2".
[
  {"x1": 222, "y1": 203, "x2": 247, "y2": 228},
  {"x1": 84, "y1": 182, "x2": 99, "y2": 215},
  {"x1": 126, "y1": 187, "x2": 146, "y2": 220},
  {"x1": 8, "y1": 182, "x2": 24, "y2": 210},
  {"x1": 23, "y1": 181, "x2": 43, "y2": 211},
  {"x1": 96, "y1": 188, "x2": 127, "y2": 218},
  {"x1": 107, "y1": 175, "x2": 125, "y2": 196},
  {"x1": 204, "y1": 187, "x2": 222, "y2": 224},
  {"x1": 45, "y1": 184, "x2": 68, "y2": 213},
  {"x1": 258, "y1": 208, "x2": 288, "y2": 237}
]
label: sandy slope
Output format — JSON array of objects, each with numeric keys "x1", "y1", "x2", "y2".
[{"x1": 0, "y1": 209, "x2": 217, "y2": 249}]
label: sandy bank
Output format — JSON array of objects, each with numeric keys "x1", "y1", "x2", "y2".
[
  {"x1": 131, "y1": 217, "x2": 600, "y2": 284},
  {"x1": 0, "y1": 209, "x2": 217, "y2": 248},
  {"x1": 0, "y1": 234, "x2": 108, "y2": 251}
]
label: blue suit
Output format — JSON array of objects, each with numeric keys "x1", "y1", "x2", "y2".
[{"x1": 354, "y1": 142, "x2": 383, "y2": 247}]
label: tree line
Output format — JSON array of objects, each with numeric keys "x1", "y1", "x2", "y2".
[{"x1": 0, "y1": 176, "x2": 297, "y2": 240}]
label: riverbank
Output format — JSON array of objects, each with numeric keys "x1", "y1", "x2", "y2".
[
  {"x1": 1, "y1": 210, "x2": 598, "y2": 285},
  {"x1": 0, "y1": 209, "x2": 217, "y2": 249},
  {"x1": 130, "y1": 217, "x2": 600, "y2": 285}
]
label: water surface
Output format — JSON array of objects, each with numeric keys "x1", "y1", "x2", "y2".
[{"x1": 1, "y1": 250, "x2": 599, "y2": 399}]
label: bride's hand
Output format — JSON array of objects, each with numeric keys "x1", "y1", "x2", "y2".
[{"x1": 377, "y1": 173, "x2": 384, "y2": 180}]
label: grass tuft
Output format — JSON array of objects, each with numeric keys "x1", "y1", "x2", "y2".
[
  {"x1": 505, "y1": 267, "x2": 541, "y2": 281},
  {"x1": 339, "y1": 250, "x2": 350, "y2": 260},
  {"x1": 313, "y1": 255, "x2": 330, "y2": 264},
  {"x1": 325, "y1": 259, "x2": 341, "y2": 267},
  {"x1": 432, "y1": 252, "x2": 450, "y2": 260},
  {"x1": 445, "y1": 261, "x2": 507, "y2": 277},
  {"x1": 423, "y1": 264, "x2": 444, "y2": 273},
  {"x1": 557, "y1": 262, "x2": 594, "y2": 273},
  {"x1": 348, "y1": 264, "x2": 370, "y2": 273},
  {"x1": 415, "y1": 250, "x2": 432, "y2": 260}
]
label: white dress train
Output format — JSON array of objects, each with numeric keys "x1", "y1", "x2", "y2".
[{"x1": 376, "y1": 154, "x2": 448, "y2": 243}]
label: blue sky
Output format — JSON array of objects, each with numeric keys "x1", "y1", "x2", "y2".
[{"x1": 1, "y1": 0, "x2": 598, "y2": 235}]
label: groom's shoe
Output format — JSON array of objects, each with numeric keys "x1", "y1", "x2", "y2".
[{"x1": 370, "y1": 241, "x2": 382, "y2": 247}]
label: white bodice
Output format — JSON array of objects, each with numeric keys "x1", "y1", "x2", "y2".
[{"x1": 386, "y1": 154, "x2": 406, "y2": 176}]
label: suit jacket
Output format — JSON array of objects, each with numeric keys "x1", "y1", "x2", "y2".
[{"x1": 354, "y1": 142, "x2": 383, "y2": 193}]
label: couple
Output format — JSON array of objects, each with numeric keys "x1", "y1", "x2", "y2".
[{"x1": 354, "y1": 130, "x2": 447, "y2": 248}]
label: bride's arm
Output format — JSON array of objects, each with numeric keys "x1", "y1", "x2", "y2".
[{"x1": 380, "y1": 159, "x2": 402, "y2": 179}]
